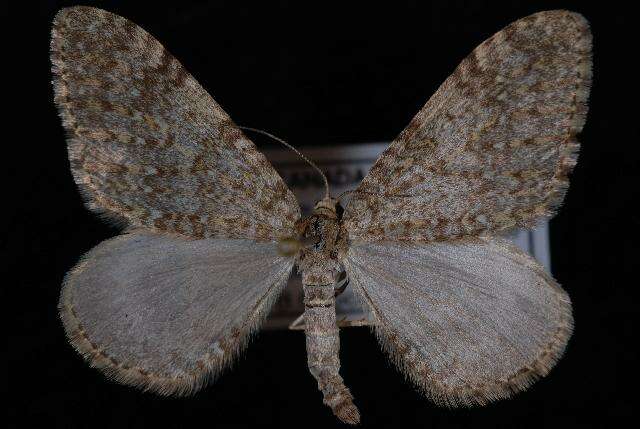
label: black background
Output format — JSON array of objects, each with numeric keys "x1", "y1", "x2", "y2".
[{"x1": 7, "y1": 1, "x2": 636, "y2": 428}]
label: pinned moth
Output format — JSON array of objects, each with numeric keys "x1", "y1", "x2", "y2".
[{"x1": 52, "y1": 7, "x2": 591, "y2": 425}]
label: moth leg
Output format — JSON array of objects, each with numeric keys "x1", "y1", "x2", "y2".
[
  {"x1": 336, "y1": 317, "x2": 370, "y2": 328},
  {"x1": 288, "y1": 313, "x2": 305, "y2": 330},
  {"x1": 334, "y1": 271, "x2": 349, "y2": 297}
]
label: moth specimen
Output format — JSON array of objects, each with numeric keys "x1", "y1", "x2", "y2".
[{"x1": 51, "y1": 6, "x2": 591, "y2": 424}]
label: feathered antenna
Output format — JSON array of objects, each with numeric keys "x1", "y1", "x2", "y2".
[{"x1": 238, "y1": 126, "x2": 330, "y2": 199}]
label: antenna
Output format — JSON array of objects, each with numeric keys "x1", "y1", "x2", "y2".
[{"x1": 238, "y1": 126, "x2": 330, "y2": 199}]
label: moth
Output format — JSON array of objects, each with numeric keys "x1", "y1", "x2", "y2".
[{"x1": 51, "y1": 6, "x2": 591, "y2": 424}]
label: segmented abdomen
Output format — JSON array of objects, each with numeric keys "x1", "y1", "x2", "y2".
[{"x1": 303, "y1": 282, "x2": 360, "y2": 425}]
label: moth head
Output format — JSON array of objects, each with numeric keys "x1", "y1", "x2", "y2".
[{"x1": 313, "y1": 197, "x2": 343, "y2": 219}]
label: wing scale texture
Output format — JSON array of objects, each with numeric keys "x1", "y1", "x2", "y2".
[
  {"x1": 60, "y1": 232, "x2": 294, "y2": 395},
  {"x1": 51, "y1": 7, "x2": 300, "y2": 241},
  {"x1": 344, "y1": 11, "x2": 591, "y2": 242},
  {"x1": 345, "y1": 237, "x2": 572, "y2": 406}
]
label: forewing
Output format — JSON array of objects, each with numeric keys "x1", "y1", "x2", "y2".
[
  {"x1": 344, "y1": 238, "x2": 572, "y2": 406},
  {"x1": 51, "y1": 7, "x2": 299, "y2": 240},
  {"x1": 60, "y1": 232, "x2": 294, "y2": 395},
  {"x1": 344, "y1": 11, "x2": 591, "y2": 241}
]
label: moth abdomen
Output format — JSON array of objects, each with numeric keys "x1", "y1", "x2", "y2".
[{"x1": 302, "y1": 282, "x2": 360, "y2": 424}]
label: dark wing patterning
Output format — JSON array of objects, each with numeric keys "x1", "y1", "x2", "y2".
[
  {"x1": 51, "y1": 6, "x2": 300, "y2": 241},
  {"x1": 344, "y1": 11, "x2": 591, "y2": 242}
]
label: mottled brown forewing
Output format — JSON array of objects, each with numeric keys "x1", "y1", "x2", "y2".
[
  {"x1": 344, "y1": 10, "x2": 591, "y2": 242},
  {"x1": 51, "y1": 6, "x2": 300, "y2": 241}
]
